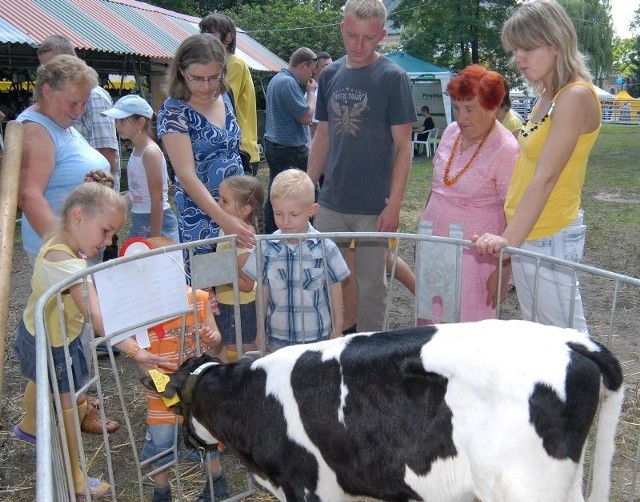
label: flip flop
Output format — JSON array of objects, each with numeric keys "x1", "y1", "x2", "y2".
[
  {"x1": 12, "y1": 424, "x2": 36, "y2": 445},
  {"x1": 75, "y1": 477, "x2": 111, "y2": 499}
]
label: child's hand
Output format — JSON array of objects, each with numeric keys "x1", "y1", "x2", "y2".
[{"x1": 199, "y1": 325, "x2": 222, "y2": 349}]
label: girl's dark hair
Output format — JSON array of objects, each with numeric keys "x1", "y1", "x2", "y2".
[
  {"x1": 165, "y1": 34, "x2": 228, "y2": 101},
  {"x1": 130, "y1": 113, "x2": 158, "y2": 142},
  {"x1": 199, "y1": 12, "x2": 237, "y2": 54},
  {"x1": 220, "y1": 175, "x2": 265, "y2": 234}
]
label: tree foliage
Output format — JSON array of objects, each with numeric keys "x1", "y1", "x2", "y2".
[
  {"x1": 149, "y1": 0, "x2": 200, "y2": 15},
  {"x1": 230, "y1": 0, "x2": 345, "y2": 63},
  {"x1": 613, "y1": 38, "x2": 638, "y2": 80},
  {"x1": 624, "y1": 4, "x2": 640, "y2": 97},
  {"x1": 558, "y1": 0, "x2": 614, "y2": 84},
  {"x1": 390, "y1": 0, "x2": 518, "y2": 78}
]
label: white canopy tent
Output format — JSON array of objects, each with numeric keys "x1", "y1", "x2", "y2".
[
  {"x1": 385, "y1": 52, "x2": 453, "y2": 126},
  {"x1": 593, "y1": 85, "x2": 614, "y2": 99}
]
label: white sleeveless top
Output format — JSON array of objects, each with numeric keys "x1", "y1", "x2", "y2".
[{"x1": 127, "y1": 144, "x2": 171, "y2": 213}]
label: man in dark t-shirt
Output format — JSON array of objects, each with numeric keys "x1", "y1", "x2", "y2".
[{"x1": 413, "y1": 105, "x2": 435, "y2": 141}]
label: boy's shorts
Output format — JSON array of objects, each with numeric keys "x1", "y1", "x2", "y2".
[
  {"x1": 141, "y1": 423, "x2": 220, "y2": 468},
  {"x1": 216, "y1": 302, "x2": 257, "y2": 345}
]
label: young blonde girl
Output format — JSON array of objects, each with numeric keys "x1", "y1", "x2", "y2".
[
  {"x1": 13, "y1": 182, "x2": 174, "y2": 499},
  {"x1": 215, "y1": 175, "x2": 264, "y2": 359},
  {"x1": 102, "y1": 94, "x2": 180, "y2": 243}
]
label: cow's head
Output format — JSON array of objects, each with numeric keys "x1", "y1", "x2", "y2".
[
  {"x1": 140, "y1": 354, "x2": 219, "y2": 414},
  {"x1": 140, "y1": 352, "x2": 259, "y2": 416}
]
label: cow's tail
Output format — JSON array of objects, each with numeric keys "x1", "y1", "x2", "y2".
[{"x1": 577, "y1": 342, "x2": 625, "y2": 502}]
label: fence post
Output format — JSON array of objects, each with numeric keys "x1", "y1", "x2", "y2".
[
  {"x1": 0, "y1": 121, "x2": 23, "y2": 402},
  {"x1": 416, "y1": 221, "x2": 464, "y2": 323}
]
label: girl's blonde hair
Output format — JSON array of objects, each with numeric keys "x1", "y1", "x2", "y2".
[
  {"x1": 84, "y1": 170, "x2": 115, "y2": 188},
  {"x1": 60, "y1": 183, "x2": 127, "y2": 229},
  {"x1": 220, "y1": 175, "x2": 265, "y2": 234},
  {"x1": 501, "y1": 0, "x2": 591, "y2": 96}
]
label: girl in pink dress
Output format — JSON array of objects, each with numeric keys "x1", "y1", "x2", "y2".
[{"x1": 421, "y1": 65, "x2": 519, "y2": 322}]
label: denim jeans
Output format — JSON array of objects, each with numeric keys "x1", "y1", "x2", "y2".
[
  {"x1": 264, "y1": 139, "x2": 309, "y2": 234},
  {"x1": 127, "y1": 208, "x2": 180, "y2": 244},
  {"x1": 512, "y1": 210, "x2": 588, "y2": 333}
]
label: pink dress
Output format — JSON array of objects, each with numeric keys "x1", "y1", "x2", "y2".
[{"x1": 421, "y1": 121, "x2": 519, "y2": 322}]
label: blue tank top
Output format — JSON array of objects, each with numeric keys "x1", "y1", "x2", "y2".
[{"x1": 17, "y1": 109, "x2": 110, "y2": 255}]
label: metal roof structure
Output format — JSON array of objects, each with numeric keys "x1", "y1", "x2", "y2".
[{"x1": 0, "y1": 0, "x2": 286, "y2": 74}]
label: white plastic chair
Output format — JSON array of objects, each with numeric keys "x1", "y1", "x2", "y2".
[
  {"x1": 426, "y1": 128, "x2": 440, "y2": 156},
  {"x1": 412, "y1": 128, "x2": 439, "y2": 157},
  {"x1": 411, "y1": 131, "x2": 429, "y2": 157}
]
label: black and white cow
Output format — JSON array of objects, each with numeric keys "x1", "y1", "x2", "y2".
[{"x1": 144, "y1": 319, "x2": 624, "y2": 502}]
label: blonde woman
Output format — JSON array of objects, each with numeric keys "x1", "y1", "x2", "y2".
[{"x1": 475, "y1": 0, "x2": 601, "y2": 333}]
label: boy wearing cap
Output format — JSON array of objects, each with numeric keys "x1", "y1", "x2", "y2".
[{"x1": 102, "y1": 95, "x2": 180, "y2": 243}]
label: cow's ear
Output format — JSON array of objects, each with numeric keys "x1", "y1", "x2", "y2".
[
  {"x1": 140, "y1": 375, "x2": 157, "y2": 392},
  {"x1": 140, "y1": 374, "x2": 178, "y2": 398}
]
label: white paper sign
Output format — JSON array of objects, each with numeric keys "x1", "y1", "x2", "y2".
[{"x1": 93, "y1": 250, "x2": 189, "y2": 344}]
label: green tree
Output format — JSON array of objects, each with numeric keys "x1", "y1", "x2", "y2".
[
  {"x1": 558, "y1": 0, "x2": 614, "y2": 85},
  {"x1": 230, "y1": 0, "x2": 344, "y2": 62},
  {"x1": 390, "y1": 0, "x2": 518, "y2": 77},
  {"x1": 613, "y1": 37, "x2": 638, "y2": 80},
  {"x1": 148, "y1": 0, "x2": 200, "y2": 16},
  {"x1": 626, "y1": 4, "x2": 640, "y2": 97}
]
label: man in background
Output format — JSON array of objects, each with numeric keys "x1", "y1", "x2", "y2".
[
  {"x1": 263, "y1": 47, "x2": 317, "y2": 233},
  {"x1": 308, "y1": 51, "x2": 333, "y2": 146},
  {"x1": 200, "y1": 13, "x2": 260, "y2": 176}
]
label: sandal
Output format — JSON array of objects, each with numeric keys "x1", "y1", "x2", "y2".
[
  {"x1": 75, "y1": 477, "x2": 111, "y2": 499},
  {"x1": 81, "y1": 398, "x2": 120, "y2": 435}
]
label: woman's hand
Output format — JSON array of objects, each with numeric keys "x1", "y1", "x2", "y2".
[
  {"x1": 473, "y1": 233, "x2": 509, "y2": 256},
  {"x1": 219, "y1": 212, "x2": 255, "y2": 249}
]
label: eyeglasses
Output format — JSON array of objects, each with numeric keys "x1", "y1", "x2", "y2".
[
  {"x1": 301, "y1": 57, "x2": 319, "y2": 64},
  {"x1": 183, "y1": 71, "x2": 223, "y2": 85}
]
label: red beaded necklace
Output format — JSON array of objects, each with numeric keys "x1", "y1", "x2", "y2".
[{"x1": 443, "y1": 119, "x2": 496, "y2": 187}]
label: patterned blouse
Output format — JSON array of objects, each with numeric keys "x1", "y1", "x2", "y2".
[{"x1": 157, "y1": 94, "x2": 243, "y2": 258}]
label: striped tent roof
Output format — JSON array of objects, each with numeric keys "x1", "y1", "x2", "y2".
[{"x1": 0, "y1": 0, "x2": 286, "y2": 71}]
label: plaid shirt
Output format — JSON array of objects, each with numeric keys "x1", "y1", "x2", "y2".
[
  {"x1": 74, "y1": 86, "x2": 120, "y2": 187},
  {"x1": 243, "y1": 225, "x2": 349, "y2": 343}
]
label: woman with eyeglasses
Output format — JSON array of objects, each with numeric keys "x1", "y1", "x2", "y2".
[{"x1": 158, "y1": 34, "x2": 254, "y2": 275}]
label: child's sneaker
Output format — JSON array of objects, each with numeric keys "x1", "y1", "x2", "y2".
[
  {"x1": 196, "y1": 473, "x2": 229, "y2": 502},
  {"x1": 151, "y1": 484, "x2": 172, "y2": 502}
]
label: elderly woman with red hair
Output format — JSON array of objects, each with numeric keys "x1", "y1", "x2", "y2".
[{"x1": 420, "y1": 64, "x2": 519, "y2": 322}]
